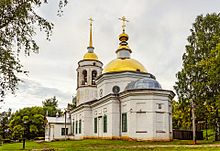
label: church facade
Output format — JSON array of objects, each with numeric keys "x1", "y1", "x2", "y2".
[
  {"x1": 45, "y1": 17, "x2": 175, "y2": 141},
  {"x1": 71, "y1": 17, "x2": 175, "y2": 141}
]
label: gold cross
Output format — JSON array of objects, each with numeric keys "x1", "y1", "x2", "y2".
[
  {"x1": 119, "y1": 16, "x2": 129, "y2": 32},
  {"x1": 89, "y1": 17, "x2": 94, "y2": 26}
]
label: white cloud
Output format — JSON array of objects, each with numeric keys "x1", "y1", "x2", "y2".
[{"x1": 1, "y1": 78, "x2": 72, "y2": 112}]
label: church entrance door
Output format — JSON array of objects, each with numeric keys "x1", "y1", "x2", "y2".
[{"x1": 98, "y1": 116, "x2": 103, "y2": 137}]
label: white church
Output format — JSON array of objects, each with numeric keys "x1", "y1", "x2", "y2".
[{"x1": 45, "y1": 17, "x2": 175, "y2": 141}]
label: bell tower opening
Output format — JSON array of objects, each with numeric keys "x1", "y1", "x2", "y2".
[
  {"x1": 92, "y1": 70, "x2": 97, "y2": 85},
  {"x1": 82, "y1": 70, "x2": 87, "y2": 85}
]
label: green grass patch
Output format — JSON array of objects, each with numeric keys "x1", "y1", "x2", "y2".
[
  {"x1": 0, "y1": 139, "x2": 220, "y2": 151},
  {"x1": 203, "y1": 129, "x2": 215, "y2": 140}
]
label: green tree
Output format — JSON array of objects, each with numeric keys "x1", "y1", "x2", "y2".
[
  {"x1": 9, "y1": 106, "x2": 45, "y2": 139},
  {"x1": 174, "y1": 13, "x2": 220, "y2": 141},
  {"x1": 43, "y1": 96, "x2": 62, "y2": 117},
  {"x1": 0, "y1": 0, "x2": 67, "y2": 100},
  {"x1": 172, "y1": 100, "x2": 191, "y2": 130},
  {"x1": 198, "y1": 43, "x2": 220, "y2": 140},
  {"x1": 0, "y1": 108, "x2": 11, "y2": 139}
]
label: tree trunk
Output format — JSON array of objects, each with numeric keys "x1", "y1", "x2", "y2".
[{"x1": 192, "y1": 100, "x2": 196, "y2": 144}]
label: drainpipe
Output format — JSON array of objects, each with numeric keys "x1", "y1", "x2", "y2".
[
  {"x1": 117, "y1": 94, "x2": 121, "y2": 137},
  {"x1": 64, "y1": 110, "x2": 67, "y2": 141},
  {"x1": 112, "y1": 86, "x2": 121, "y2": 138},
  {"x1": 116, "y1": 94, "x2": 121, "y2": 138}
]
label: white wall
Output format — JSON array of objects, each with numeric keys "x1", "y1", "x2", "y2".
[
  {"x1": 92, "y1": 99, "x2": 119, "y2": 138},
  {"x1": 96, "y1": 72, "x2": 152, "y2": 99},
  {"x1": 120, "y1": 91, "x2": 173, "y2": 141},
  {"x1": 45, "y1": 123, "x2": 71, "y2": 141},
  {"x1": 70, "y1": 89, "x2": 173, "y2": 141}
]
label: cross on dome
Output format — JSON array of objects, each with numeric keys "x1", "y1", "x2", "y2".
[
  {"x1": 88, "y1": 17, "x2": 94, "y2": 25},
  {"x1": 119, "y1": 16, "x2": 129, "y2": 33}
]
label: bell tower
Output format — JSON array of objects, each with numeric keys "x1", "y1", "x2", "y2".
[{"x1": 76, "y1": 18, "x2": 103, "y2": 106}]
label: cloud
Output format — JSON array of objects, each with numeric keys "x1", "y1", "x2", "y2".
[
  {"x1": 18, "y1": 79, "x2": 71, "y2": 100},
  {"x1": 1, "y1": 78, "x2": 72, "y2": 112}
]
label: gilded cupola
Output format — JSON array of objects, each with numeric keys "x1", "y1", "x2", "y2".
[{"x1": 103, "y1": 16, "x2": 147, "y2": 73}]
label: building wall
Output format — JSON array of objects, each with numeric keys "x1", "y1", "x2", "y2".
[
  {"x1": 120, "y1": 92, "x2": 173, "y2": 141},
  {"x1": 96, "y1": 72, "x2": 152, "y2": 99},
  {"x1": 70, "y1": 89, "x2": 173, "y2": 141},
  {"x1": 76, "y1": 60, "x2": 103, "y2": 106},
  {"x1": 72, "y1": 107, "x2": 92, "y2": 139},
  {"x1": 45, "y1": 123, "x2": 71, "y2": 141},
  {"x1": 76, "y1": 87, "x2": 97, "y2": 105},
  {"x1": 91, "y1": 99, "x2": 120, "y2": 138}
]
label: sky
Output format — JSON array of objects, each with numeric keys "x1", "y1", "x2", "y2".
[{"x1": 1, "y1": 0, "x2": 220, "y2": 112}]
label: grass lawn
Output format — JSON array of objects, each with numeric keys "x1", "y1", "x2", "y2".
[{"x1": 1, "y1": 139, "x2": 220, "y2": 151}]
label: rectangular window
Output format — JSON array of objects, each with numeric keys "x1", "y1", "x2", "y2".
[
  {"x1": 76, "y1": 121, "x2": 78, "y2": 134},
  {"x1": 103, "y1": 115, "x2": 107, "y2": 133},
  {"x1": 61, "y1": 128, "x2": 68, "y2": 135},
  {"x1": 122, "y1": 113, "x2": 127, "y2": 132},
  {"x1": 72, "y1": 121, "x2": 75, "y2": 135},
  {"x1": 66, "y1": 128, "x2": 68, "y2": 135},
  {"x1": 79, "y1": 120, "x2": 82, "y2": 134},
  {"x1": 94, "y1": 117, "x2": 97, "y2": 133}
]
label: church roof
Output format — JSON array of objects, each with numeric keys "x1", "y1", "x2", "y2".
[
  {"x1": 125, "y1": 78, "x2": 162, "y2": 90},
  {"x1": 103, "y1": 58, "x2": 147, "y2": 73},
  {"x1": 46, "y1": 116, "x2": 71, "y2": 124},
  {"x1": 103, "y1": 16, "x2": 147, "y2": 74},
  {"x1": 83, "y1": 52, "x2": 98, "y2": 60}
]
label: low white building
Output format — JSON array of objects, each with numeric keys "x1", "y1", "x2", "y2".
[
  {"x1": 45, "y1": 17, "x2": 175, "y2": 141},
  {"x1": 45, "y1": 116, "x2": 71, "y2": 141}
]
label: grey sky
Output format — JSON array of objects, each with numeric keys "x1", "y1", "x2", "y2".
[{"x1": 1, "y1": 0, "x2": 220, "y2": 112}]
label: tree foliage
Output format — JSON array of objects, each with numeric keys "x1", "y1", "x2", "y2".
[
  {"x1": 9, "y1": 106, "x2": 45, "y2": 139},
  {"x1": 0, "y1": 108, "x2": 11, "y2": 139},
  {"x1": 42, "y1": 96, "x2": 62, "y2": 117},
  {"x1": 0, "y1": 0, "x2": 67, "y2": 100},
  {"x1": 172, "y1": 100, "x2": 191, "y2": 130},
  {"x1": 174, "y1": 13, "x2": 220, "y2": 140}
]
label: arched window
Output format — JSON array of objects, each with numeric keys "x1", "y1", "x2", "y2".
[
  {"x1": 92, "y1": 70, "x2": 97, "y2": 85},
  {"x1": 82, "y1": 70, "x2": 87, "y2": 85}
]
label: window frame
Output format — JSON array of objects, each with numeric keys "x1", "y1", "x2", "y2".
[
  {"x1": 76, "y1": 121, "x2": 78, "y2": 134},
  {"x1": 72, "y1": 120, "x2": 75, "y2": 135},
  {"x1": 94, "y1": 117, "x2": 97, "y2": 133},
  {"x1": 79, "y1": 119, "x2": 82, "y2": 134},
  {"x1": 61, "y1": 128, "x2": 68, "y2": 136},
  {"x1": 103, "y1": 115, "x2": 107, "y2": 133},
  {"x1": 122, "y1": 113, "x2": 127, "y2": 132}
]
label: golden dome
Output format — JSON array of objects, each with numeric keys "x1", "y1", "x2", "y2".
[
  {"x1": 119, "y1": 33, "x2": 129, "y2": 41},
  {"x1": 83, "y1": 52, "x2": 98, "y2": 60},
  {"x1": 103, "y1": 58, "x2": 147, "y2": 73}
]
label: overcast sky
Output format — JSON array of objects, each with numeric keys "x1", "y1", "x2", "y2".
[{"x1": 1, "y1": 0, "x2": 220, "y2": 112}]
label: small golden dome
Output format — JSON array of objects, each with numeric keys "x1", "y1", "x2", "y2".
[
  {"x1": 83, "y1": 52, "x2": 98, "y2": 60},
  {"x1": 119, "y1": 33, "x2": 129, "y2": 41},
  {"x1": 103, "y1": 58, "x2": 147, "y2": 73}
]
